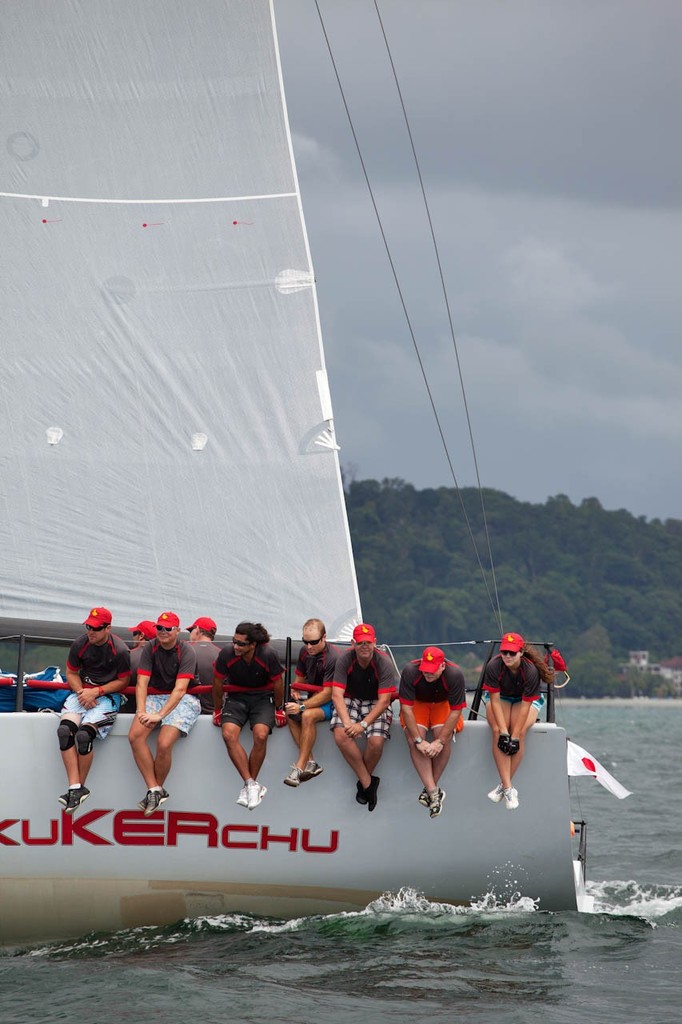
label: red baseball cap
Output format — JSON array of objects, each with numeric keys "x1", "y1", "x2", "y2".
[
  {"x1": 419, "y1": 646, "x2": 445, "y2": 673},
  {"x1": 500, "y1": 632, "x2": 524, "y2": 653},
  {"x1": 187, "y1": 616, "x2": 217, "y2": 633},
  {"x1": 156, "y1": 611, "x2": 180, "y2": 628},
  {"x1": 84, "y1": 607, "x2": 112, "y2": 628},
  {"x1": 130, "y1": 620, "x2": 157, "y2": 640},
  {"x1": 352, "y1": 623, "x2": 376, "y2": 643}
]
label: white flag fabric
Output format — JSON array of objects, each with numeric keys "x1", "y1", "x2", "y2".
[{"x1": 566, "y1": 741, "x2": 632, "y2": 800}]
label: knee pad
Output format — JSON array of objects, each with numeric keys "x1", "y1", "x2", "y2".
[
  {"x1": 76, "y1": 724, "x2": 97, "y2": 756},
  {"x1": 57, "y1": 720, "x2": 78, "y2": 750}
]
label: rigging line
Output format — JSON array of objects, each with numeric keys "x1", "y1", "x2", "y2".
[
  {"x1": 313, "y1": 1, "x2": 502, "y2": 630},
  {"x1": 0, "y1": 190, "x2": 297, "y2": 205},
  {"x1": 373, "y1": 0, "x2": 503, "y2": 633}
]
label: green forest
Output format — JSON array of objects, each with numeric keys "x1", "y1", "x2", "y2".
[{"x1": 345, "y1": 477, "x2": 682, "y2": 698}]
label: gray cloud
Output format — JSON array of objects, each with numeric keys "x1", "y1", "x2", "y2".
[{"x1": 276, "y1": 1, "x2": 682, "y2": 519}]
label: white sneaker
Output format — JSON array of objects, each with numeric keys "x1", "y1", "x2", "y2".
[
  {"x1": 488, "y1": 783, "x2": 505, "y2": 803},
  {"x1": 236, "y1": 785, "x2": 249, "y2": 807},
  {"x1": 503, "y1": 787, "x2": 519, "y2": 810},
  {"x1": 247, "y1": 782, "x2": 267, "y2": 810}
]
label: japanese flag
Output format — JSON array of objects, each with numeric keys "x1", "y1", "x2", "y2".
[{"x1": 566, "y1": 740, "x2": 632, "y2": 800}]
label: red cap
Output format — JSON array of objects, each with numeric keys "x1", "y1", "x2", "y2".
[
  {"x1": 84, "y1": 607, "x2": 112, "y2": 628},
  {"x1": 131, "y1": 620, "x2": 156, "y2": 640},
  {"x1": 187, "y1": 616, "x2": 217, "y2": 633},
  {"x1": 352, "y1": 623, "x2": 376, "y2": 643},
  {"x1": 419, "y1": 646, "x2": 445, "y2": 673},
  {"x1": 156, "y1": 611, "x2": 180, "y2": 628},
  {"x1": 500, "y1": 632, "x2": 524, "y2": 653}
]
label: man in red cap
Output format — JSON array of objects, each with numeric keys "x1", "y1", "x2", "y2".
[
  {"x1": 398, "y1": 646, "x2": 466, "y2": 818},
  {"x1": 57, "y1": 607, "x2": 131, "y2": 814},
  {"x1": 128, "y1": 612, "x2": 200, "y2": 815},
  {"x1": 330, "y1": 623, "x2": 398, "y2": 811},
  {"x1": 186, "y1": 616, "x2": 221, "y2": 714}
]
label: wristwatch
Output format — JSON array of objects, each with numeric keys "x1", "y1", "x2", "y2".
[
  {"x1": 299, "y1": 703, "x2": 306, "y2": 713},
  {"x1": 414, "y1": 736, "x2": 423, "y2": 745}
]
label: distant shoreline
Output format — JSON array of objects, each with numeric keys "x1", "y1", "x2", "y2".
[{"x1": 553, "y1": 697, "x2": 682, "y2": 707}]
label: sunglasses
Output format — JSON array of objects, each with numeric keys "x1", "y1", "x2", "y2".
[
  {"x1": 156, "y1": 625, "x2": 176, "y2": 633},
  {"x1": 302, "y1": 637, "x2": 324, "y2": 645},
  {"x1": 232, "y1": 638, "x2": 252, "y2": 647},
  {"x1": 86, "y1": 624, "x2": 107, "y2": 632},
  {"x1": 500, "y1": 649, "x2": 519, "y2": 656}
]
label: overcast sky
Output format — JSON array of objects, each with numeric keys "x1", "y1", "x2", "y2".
[{"x1": 275, "y1": 0, "x2": 682, "y2": 521}]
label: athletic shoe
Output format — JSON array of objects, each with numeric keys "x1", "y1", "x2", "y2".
[
  {"x1": 58, "y1": 791, "x2": 69, "y2": 807},
  {"x1": 429, "y1": 788, "x2": 446, "y2": 818},
  {"x1": 236, "y1": 785, "x2": 249, "y2": 807},
  {"x1": 487, "y1": 783, "x2": 505, "y2": 804},
  {"x1": 299, "y1": 760, "x2": 324, "y2": 782},
  {"x1": 356, "y1": 780, "x2": 369, "y2": 805},
  {"x1": 365, "y1": 776, "x2": 380, "y2": 812},
  {"x1": 247, "y1": 782, "x2": 267, "y2": 810},
  {"x1": 418, "y1": 788, "x2": 430, "y2": 807},
  {"x1": 283, "y1": 765, "x2": 302, "y2": 787},
  {"x1": 503, "y1": 787, "x2": 519, "y2": 810},
  {"x1": 143, "y1": 789, "x2": 168, "y2": 817},
  {"x1": 64, "y1": 786, "x2": 90, "y2": 815}
]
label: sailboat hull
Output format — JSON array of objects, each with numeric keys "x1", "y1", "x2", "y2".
[{"x1": 0, "y1": 712, "x2": 587, "y2": 944}]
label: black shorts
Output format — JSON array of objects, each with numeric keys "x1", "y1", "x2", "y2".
[{"x1": 221, "y1": 691, "x2": 275, "y2": 731}]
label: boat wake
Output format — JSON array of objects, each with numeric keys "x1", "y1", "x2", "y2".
[{"x1": 587, "y1": 879, "x2": 682, "y2": 923}]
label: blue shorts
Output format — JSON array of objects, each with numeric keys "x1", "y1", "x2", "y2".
[
  {"x1": 143, "y1": 693, "x2": 201, "y2": 735},
  {"x1": 482, "y1": 691, "x2": 545, "y2": 712},
  {"x1": 61, "y1": 692, "x2": 122, "y2": 740}
]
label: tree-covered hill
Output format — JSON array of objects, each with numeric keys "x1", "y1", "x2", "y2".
[{"x1": 345, "y1": 478, "x2": 682, "y2": 696}]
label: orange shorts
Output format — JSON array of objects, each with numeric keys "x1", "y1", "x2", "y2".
[{"x1": 400, "y1": 701, "x2": 464, "y2": 732}]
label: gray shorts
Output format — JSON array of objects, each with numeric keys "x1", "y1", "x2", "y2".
[
  {"x1": 221, "y1": 691, "x2": 275, "y2": 731},
  {"x1": 330, "y1": 697, "x2": 392, "y2": 739}
]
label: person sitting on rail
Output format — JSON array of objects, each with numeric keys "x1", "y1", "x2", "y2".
[
  {"x1": 483, "y1": 631, "x2": 554, "y2": 810},
  {"x1": 398, "y1": 646, "x2": 466, "y2": 818}
]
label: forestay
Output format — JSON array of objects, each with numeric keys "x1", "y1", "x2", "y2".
[{"x1": 0, "y1": 0, "x2": 360, "y2": 638}]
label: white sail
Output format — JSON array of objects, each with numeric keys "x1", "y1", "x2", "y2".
[{"x1": 0, "y1": 0, "x2": 361, "y2": 638}]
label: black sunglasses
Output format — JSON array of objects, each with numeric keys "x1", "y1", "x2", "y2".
[
  {"x1": 86, "y1": 624, "x2": 107, "y2": 632},
  {"x1": 232, "y1": 638, "x2": 252, "y2": 647},
  {"x1": 156, "y1": 625, "x2": 175, "y2": 633},
  {"x1": 302, "y1": 636, "x2": 324, "y2": 645}
]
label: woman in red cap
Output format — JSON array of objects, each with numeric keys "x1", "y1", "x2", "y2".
[{"x1": 482, "y1": 632, "x2": 555, "y2": 810}]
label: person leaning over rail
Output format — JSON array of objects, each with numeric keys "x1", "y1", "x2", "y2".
[
  {"x1": 212, "y1": 621, "x2": 284, "y2": 811},
  {"x1": 483, "y1": 631, "x2": 555, "y2": 810},
  {"x1": 330, "y1": 623, "x2": 398, "y2": 812},
  {"x1": 128, "y1": 611, "x2": 200, "y2": 816},
  {"x1": 282, "y1": 617, "x2": 339, "y2": 787},
  {"x1": 398, "y1": 646, "x2": 466, "y2": 819},
  {"x1": 57, "y1": 606, "x2": 131, "y2": 814}
]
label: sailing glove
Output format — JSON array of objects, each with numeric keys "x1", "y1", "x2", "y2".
[{"x1": 497, "y1": 733, "x2": 512, "y2": 754}]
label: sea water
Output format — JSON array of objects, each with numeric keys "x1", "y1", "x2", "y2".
[{"x1": 2, "y1": 702, "x2": 680, "y2": 1024}]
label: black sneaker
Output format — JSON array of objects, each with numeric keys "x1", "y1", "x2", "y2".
[
  {"x1": 355, "y1": 780, "x2": 369, "y2": 805},
  {"x1": 366, "y1": 776, "x2": 380, "y2": 812},
  {"x1": 418, "y1": 788, "x2": 430, "y2": 807},
  {"x1": 58, "y1": 791, "x2": 69, "y2": 807},
  {"x1": 64, "y1": 786, "x2": 90, "y2": 815}
]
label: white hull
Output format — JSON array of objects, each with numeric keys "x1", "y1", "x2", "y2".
[{"x1": 0, "y1": 712, "x2": 590, "y2": 945}]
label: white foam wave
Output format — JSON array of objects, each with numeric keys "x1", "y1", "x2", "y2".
[{"x1": 587, "y1": 879, "x2": 682, "y2": 921}]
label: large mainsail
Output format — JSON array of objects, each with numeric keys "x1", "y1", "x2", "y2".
[{"x1": 0, "y1": 0, "x2": 361, "y2": 637}]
